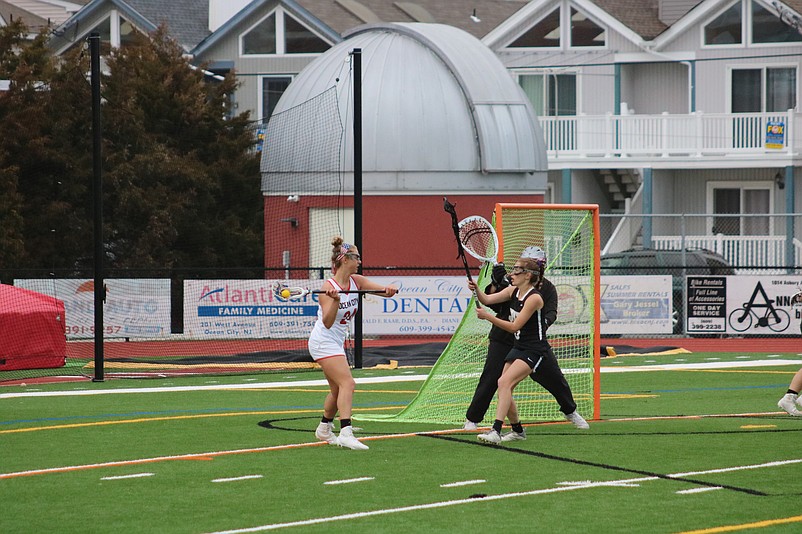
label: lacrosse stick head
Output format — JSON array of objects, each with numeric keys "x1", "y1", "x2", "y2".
[{"x1": 458, "y1": 215, "x2": 498, "y2": 263}]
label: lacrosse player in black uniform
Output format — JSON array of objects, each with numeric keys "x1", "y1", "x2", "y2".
[{"x1": 464, "y1": 246, "x2": 588, "y2": 440}]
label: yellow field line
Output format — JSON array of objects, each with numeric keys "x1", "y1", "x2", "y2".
[
  {"x1": 678, "y1": 514, "x2": 802, "y2": 533},
  {"x1": 0, "y1": 426, "x2": 483, "y2": 480},
  {"x1": 672, "y1": 369, "x2": 801, "y2": 375},
  {"x1": 0, "y1": 405, "x2": 407, "y2": 435}
]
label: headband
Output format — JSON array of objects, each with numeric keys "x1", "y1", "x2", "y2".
[{"x1": 335, "y1": 242, "x2": 353, "y2": 263}]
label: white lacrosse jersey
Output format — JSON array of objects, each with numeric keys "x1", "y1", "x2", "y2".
[{"x1": 308, "y1": 277, "x2": 360, "y2": 360}]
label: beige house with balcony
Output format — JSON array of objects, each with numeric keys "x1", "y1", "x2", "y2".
[{"x1": 46, "y1": 0, "x2": 802, "y2": 269}]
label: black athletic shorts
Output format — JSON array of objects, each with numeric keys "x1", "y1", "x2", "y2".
[{"x1": 504, "y1": 347, "x2": 545, "y2": 371}]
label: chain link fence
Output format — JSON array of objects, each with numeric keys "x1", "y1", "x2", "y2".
[{"x1": 599, "y1": 213, "x2": 802, "y2": 337}]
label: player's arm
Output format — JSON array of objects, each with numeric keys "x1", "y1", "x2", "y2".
[
  {"x1": 318, "y1": 281, "x2": 340, "y2": 329},
  {"x1": 484, "y1": 263, "x2": 509, "y2": 312},
  {"x1": 469, "y1": 280, "x2": 513, "y2": 306},
  {"x1": 541, "y1": 279, "x2": 558, "y2": 330},
  {"x1": 477, "y1": 293, "x2": 543, "y2": 333},
  {"x1": 351, "y1": 274, "x2": 398, "y2": 298}
]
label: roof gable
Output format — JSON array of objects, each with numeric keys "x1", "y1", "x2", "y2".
[
  {"x1": 50, "y1": 0, "x2": 210, "y2": 52},
  {"x1": 484, "y1": 0, "x2": 652, "y2": 49},
  {"x1": 651, "y1": 0, "x2": 802, "y2": 50},
  {"x1": 192, "y1": 0, "x2": 339, "y2": 56}
]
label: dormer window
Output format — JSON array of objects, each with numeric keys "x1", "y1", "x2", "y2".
[
  {"x1": 704, "y1": 0, "x2": 802, "y2": 46},
  {"x1": 752, "y1": 1, "x2": 802, "y2": 43},
  {"x1": 570, "y1": 8, "x2": 606, "y2": 47},
  {"x1": 243, "y1": 13, "x2": 277, "y2": 54},
  {"x1": 507, "y1": 3, "x2": 605, "y2": 49},
  {"x1": 510, "y1": 8, "x2": 560, "y2": 47},
  {"x1": 705, "y1": 2, "x2": 742, "y2": 44},
  {"x1": 241, "y1": 7, "x2": 329, "y2": 56}
]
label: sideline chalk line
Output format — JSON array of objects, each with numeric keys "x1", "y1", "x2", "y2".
[{"x1": 4, "y1": 359, "x2": 801, "y2": 399}]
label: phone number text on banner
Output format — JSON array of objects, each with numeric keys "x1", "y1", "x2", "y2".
[{"x1": 15, "y1": 279, "x2": 171, "y2": 339}]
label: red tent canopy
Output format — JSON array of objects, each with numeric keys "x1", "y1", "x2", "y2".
[{"x1": 0, "y1": 285, "x2": 66, "y2": 371}]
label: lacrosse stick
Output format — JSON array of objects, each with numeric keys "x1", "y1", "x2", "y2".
[
  {"x1": 443, "y1": 197, "x2": 481, "y2": 308},
  {"x1": 272, "y1": 282, "x2": 385, "y2": 301}
]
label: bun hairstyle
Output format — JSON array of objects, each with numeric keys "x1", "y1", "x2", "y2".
[{"x1": 331, "y1": 236, "x2": 345, "y2": 270}]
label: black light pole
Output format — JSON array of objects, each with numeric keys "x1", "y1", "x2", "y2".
[
  {"x1": 352, "y1": 48, "x2": 363, "y2": 369},
  {"x1": 90, "y1": 32, "x2": 104, "y2": 381}
]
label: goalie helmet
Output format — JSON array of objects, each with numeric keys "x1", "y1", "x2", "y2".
[{"x1": 521, "y1": 246, "x2": 546, "y2": 267}]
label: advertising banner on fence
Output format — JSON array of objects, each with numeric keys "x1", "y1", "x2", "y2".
[
  {"x1": 183, "y1": 279, "x2": 317, "y2": 339},
  {"x1": 595, "y1": 275, "x2": 673, "y2": 335},
  {"x1": 183, "y1": 277, "x2": 473, "y2": 338},
  {"x1": 15, "y1": 279, "x2": 171, "y2": 339},
  {"x1": 184, "y1": 276, "x2": 673, "y2": 339},
  {"x1": 687, "y1": 275, "x2": 802, "y2": 335},
  {"x1": 360, "y1": 276, "x2": 470, "y2": 335}
]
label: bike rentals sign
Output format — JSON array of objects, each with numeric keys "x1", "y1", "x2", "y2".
[{"x1": 686, "y1": 275, "x2": 802, "y2": 335}]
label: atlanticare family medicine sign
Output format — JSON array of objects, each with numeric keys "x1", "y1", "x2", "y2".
[{"x1": 183, "y1": 277, "x2": 472, "y2": 338}]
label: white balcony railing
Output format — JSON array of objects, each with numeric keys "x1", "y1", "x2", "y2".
[
  {"x1": 540, "y1": 110, "x2": 799, "y2": 159},
  {"x1": 651, "y1": 235, "x2": 802, "y2": 273}
]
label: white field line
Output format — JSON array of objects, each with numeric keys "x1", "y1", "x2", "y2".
[
  {"x1": 323, "y1": 477, "x2": 374, "y2": 485},
  {"x1": 1, "y1": 413, "x2": 790, "y2": 481},
  {"x1": 0, "y1": 375, "x2": 429, "y2": 399},
  {"x1": 676, "y1": 486, "x2": 723, "y2": 494},
  {"x1": 602, "y1": 359, "x2": 802, "y2": 373},
  {"x1": 212, "y1": 475, "x2": 264, "y2": 483},
  {"x1": 100, "y1": 473, "x2": 154, "y2": 481},
  {"x1": 5, "y1": 359, "x2": 802, "y2": 400},
  {"x1": 440, "y1": 479, "x2": 486, "y2": 488},
  {"x1": 205, "y1": 458, "x2": 802, "y2": 533}
]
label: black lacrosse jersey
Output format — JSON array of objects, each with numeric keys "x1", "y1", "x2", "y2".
[
  {"x1": 486, "y1": 278, "x2": 557, "y2": 346},
  {"x1": 509, "y1": 287, "x2": 549, "y2": 352}
]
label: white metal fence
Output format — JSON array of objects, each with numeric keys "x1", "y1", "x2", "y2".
[
  {"x1": 540, "y1": 110, "x2": 798, "y2": 158},
  {"x1": 601, "y1": 213, "x2": 802, "y2": 274}
]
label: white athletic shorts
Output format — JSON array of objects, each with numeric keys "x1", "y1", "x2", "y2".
[{"x1": 308, "y1": 323, "x2": 346, "y2": 362}]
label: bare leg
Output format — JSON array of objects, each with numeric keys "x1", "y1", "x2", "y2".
[
  {"x1": 790, "y1": 368, "x2": 802, "y2": 392},
  {"x1": 494, "y1": 360, "x2": 533, "y2": 423},
  {"x1": 318, "y1": 356, "x2": 356, "y2": 419},
  {"x1": 506, "y1": 400, "x2": 520, "y2": 425},
  {"x1": 322, "y1": 389, "x2": 338, "y2": 420}
]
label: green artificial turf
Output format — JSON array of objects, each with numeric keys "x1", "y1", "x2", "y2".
[{"x1": 2, "y1": 351, "x2": 801, "y2": 533}]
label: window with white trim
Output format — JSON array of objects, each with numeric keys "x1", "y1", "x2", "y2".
[
  {"x1": 241, "y1": 7, "x2": 329, "y2": 56},
  {"x1": 507, "y1": 2, "x2": 605, "y2": 49},
  {"x1": 261, "y1": 76, "x2": 292, "y2": 123},
  {"x1": 518, "y1": 72, "x2": 577, "y2": 116},
  {"x1": 708, "y1": 182, "x2": 773, "y2": 235},
  {"x1": 731, "y1": 67, "x2": 797, "y2": 112},
  {"x1": 62, "y1": 12, "x2": 142, "y2": 54},
  {"x1": 704, "y1": 0, "x2": 802, "y2": 46}
]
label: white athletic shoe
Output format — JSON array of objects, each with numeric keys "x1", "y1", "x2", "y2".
[
  {"x1": 500, "y1": 430, "x2": 526, "y2": 442},
  {"x1": 566, "y1": 411, "x2": 590, "y2": 429},
  {"x1": 336, "y1": 426, "x2": 369, "y2": 450},
  {"x1": 778, "y1": 394, "x2": 802, "y2": 416},
  {"x1": 463, "y1": 420, "x2": 478, "y2": 431},
  {"x1": 315, "y1": 422, "x2": 336, "y2": 444},
  {"x1": 477, "y1": 429, "x2": 502, "y2": 444}
]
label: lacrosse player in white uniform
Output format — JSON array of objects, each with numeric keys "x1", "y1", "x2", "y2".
[{"x1": 310, "y1": 236, "x2": 397, "y2": 450}]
